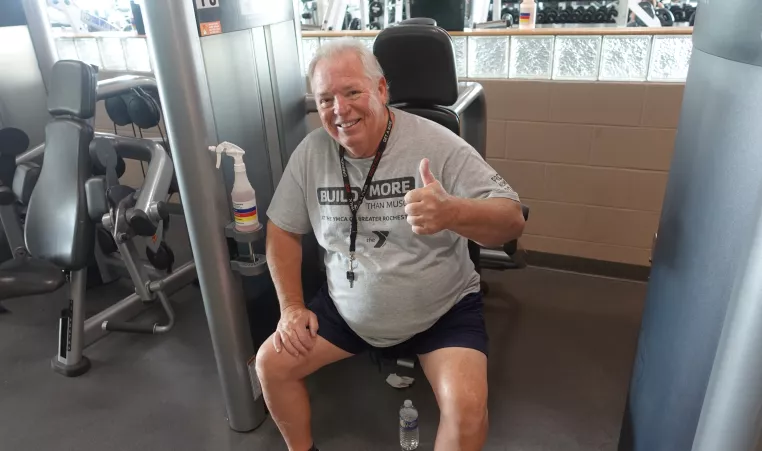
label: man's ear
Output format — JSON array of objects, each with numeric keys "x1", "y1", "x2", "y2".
[{"x1": 377, "y1": 76, "x2": 389, "y2": 104}]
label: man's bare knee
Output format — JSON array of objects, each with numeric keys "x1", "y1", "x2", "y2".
[
  {"x1": 255, "y1": 336, "x2": 300, "y2": 384},
  {"x1": 441, "y1": 389, "x2": 488, "y2": 439}
]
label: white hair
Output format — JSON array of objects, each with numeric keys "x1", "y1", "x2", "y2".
[{"x1": 307, "y1": 37, "x2": 386, "y2": 86}]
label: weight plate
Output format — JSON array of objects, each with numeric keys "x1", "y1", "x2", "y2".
[{"x1": 656, "y1": 7, "x2": 674, "y2": 26}]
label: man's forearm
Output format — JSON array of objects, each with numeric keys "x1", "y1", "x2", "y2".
[
  {"x1": 447, "y1": 197, "x2": 525, "y2": 248},
  {"x1": 266, "y1": 221, "x2": 305, "y2": 312}
]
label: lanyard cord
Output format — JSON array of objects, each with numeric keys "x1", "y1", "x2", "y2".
[{"x1": 338, "y1": 106, "x2": 393, "y2": 255}]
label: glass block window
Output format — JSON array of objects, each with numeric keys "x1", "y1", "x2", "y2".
[
  {"x1": 452, "y1": 36, "x2": 467, "y2": 78},
  {"x1": 302, "y1": 37, "x2": 320, "y2": 74},
  {"x1": 510, "y1": 36, "x2": 554, "y2": 79},
  {"x1": 319, "y1": 36, "x2": 340, "y2": 46},
  {"x1": 74, "y1": 39, "x2": 102, "y2": 67},
  {"x1": 467, "y1": 36, "x2": 509, "y2": 78},
  {"x1": 553, "y1": 36, "x2": 602, "y2": 80},
  {"x1": 123, "y1": 38, "x2": 152, "y2": 72},
  {"x1": 648, "y1": 36, "x2": 692, "y2": 81},
  {"x1": 55, "y1": 39, "x2": 79, "y2": 60},
  {"x1": 599, "y1": 36, "x2": 651, "y2": 81},
  {"x1": 357, "y1": 37, "x2": 375, "y2": 51},
  {"x1": 98, "y1": 38, "x2": 127, "y2": 71}
]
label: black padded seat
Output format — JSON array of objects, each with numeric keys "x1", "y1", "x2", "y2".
[{"x1": 0, "y1": 258, "x2": 66, "y2": 301}]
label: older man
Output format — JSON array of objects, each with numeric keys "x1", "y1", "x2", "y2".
[{"x1": 256, "y1": 38, "x2": 525, "y2": 451}]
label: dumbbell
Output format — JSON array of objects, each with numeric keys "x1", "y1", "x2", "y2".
[
  {"x1": 669, "y1": 3, "x2": 685, "y2": 22},
  {"x1": 594, "y1": 5, "x2": 607, "y2": 23},
  {"x1": 369, "y1": 0, "x2": 383, "y2": 19},
  {"x1": 573, "y1": 6, "x2": 585, "y2": 22},
  {"x1": 508, "y1": 6, "x2": 520, "y2": 24},
  {"x1": 545, "y1": 6, "x2": 559, "y2": 23},
  {"x1": 582, "y1": 5, "x2": 595, "y2": 23},
  {"x1": 349, "y1": 17, "x2": 361, "y2": 29},
  {"x1": 607, "y1": 4, "x2": 618, "y2": 23},
  {"x1": 536, "y1": 7, "x2": 547, "y2": 24},
  {"x1": 683, "y1": 3, "x2": 696, "y2": 21},
  {"x1": 558, "y1": 6, "x2": 572, "y2": 23}
]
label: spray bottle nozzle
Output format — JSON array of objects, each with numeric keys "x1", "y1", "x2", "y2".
[{"x1": 209, "y1": 141, "x2": 247, "y2": 169}]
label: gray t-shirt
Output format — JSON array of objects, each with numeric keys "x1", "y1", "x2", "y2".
[{"x1": 267, "y1": 108, "x2": 520, "y2": 347}]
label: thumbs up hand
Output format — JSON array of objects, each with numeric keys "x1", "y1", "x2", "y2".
[{"x1": 404, "y1": 158, "x2": 457, "y2": 235}]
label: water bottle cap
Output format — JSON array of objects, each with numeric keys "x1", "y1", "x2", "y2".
[{"x1": 404, "y1": 400, "x2": 412, "y2": 407}]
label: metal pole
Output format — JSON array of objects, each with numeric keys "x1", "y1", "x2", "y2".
[
  {"x1": 692, "y1": 198, "x2": 762, "y2": 451},
  {"x1": 139, "y1": 0, "x2": 263, "y2": 432},
  {"x1": 22, "y1": 0, "x2": 59, "y2": 92},
  {"x1": 492, "y1": 0, "x2": 501, "y2": 21}
]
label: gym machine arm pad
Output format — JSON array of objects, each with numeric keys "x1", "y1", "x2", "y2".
[{"x1": 93, "y1": 132, "x2": 173, "y2": 235}]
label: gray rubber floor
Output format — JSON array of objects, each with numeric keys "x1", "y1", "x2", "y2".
[{"x1": 0, "y1": 263, "x2": 646, "y2": 451}]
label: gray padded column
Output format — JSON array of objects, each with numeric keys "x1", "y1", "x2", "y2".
[
  {"x1": 140, "y1": 0, "x2": 264, "y2": 433},
  {"x1": 618, "y1": 1, "x2": 762, "y2": 450}
]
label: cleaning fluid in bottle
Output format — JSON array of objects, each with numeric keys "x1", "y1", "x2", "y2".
[
  {"x1": 209, "y1": 142, "x2": 260, "y2": 232},
  {"x1": 519, "y1": 0, "x2": 537, "y2": 29},
  {"x1": 399, "y1": 399, "x2": 419, "y2": 450}
]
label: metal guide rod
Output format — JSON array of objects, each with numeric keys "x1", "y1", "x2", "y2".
[
  {"x1": 22, "y1": 0, "x2": 58, "y2": 91},
  {"x1": 140, "y1": 0, "x2": 262, "y2": 432}
]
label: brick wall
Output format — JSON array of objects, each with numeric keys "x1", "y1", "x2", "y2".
[{"x1": 481, "y1": 80, "x2": 683, "y2": 266}]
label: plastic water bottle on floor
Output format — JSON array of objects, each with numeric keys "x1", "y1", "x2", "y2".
[{"x1": 399, "y1": 399, "x2": 419, "y2": 450}]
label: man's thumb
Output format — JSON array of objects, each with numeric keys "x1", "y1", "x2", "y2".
[{"x1": 420, "y1": 158, "x2": 436, "y2": 186}]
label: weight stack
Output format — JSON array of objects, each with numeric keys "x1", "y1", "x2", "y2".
[
  {"x1": 409, "y1": 0, "x2": 465, "y2": 31},
  {"x1": 618, "y1": 1, "x2": 762, "y2": 450}
]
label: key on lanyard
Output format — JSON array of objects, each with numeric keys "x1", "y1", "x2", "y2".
[{"x1": 346, "y1": 252, "x2": 355, "y2": 288}]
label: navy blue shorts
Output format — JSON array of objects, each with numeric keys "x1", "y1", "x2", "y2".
[{"x1": 306, "y1": 284, "x2": 489, "y2": 359}]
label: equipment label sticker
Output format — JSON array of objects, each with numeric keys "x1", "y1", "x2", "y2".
[
  {"x1": 196, "y1": 0, "x2": 220, "y2": 9},
  {"x1": 199, "y1": 21, "x2": 222, "y2": 36}
]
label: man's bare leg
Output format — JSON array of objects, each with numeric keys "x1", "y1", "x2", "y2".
[
  {"x1": 256, "y1": 335, "x2": 353, "y2": 451},
  {"x1": 419, "y1": 347, "x2": 489, "y2": 451}
]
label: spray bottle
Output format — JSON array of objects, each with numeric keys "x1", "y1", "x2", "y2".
[
  {"x1": 519, "y1": 0, "x2": 536, "y2": 29},
  {"x1": 209, "y1": 141, "x2": 261, "y2": 232}
]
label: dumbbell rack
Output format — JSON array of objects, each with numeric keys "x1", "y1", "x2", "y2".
[{"x1": 474, "y1": 0, "x2": 631, "y2": 27}]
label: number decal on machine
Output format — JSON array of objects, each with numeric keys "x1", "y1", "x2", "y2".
[{"x1": 196, "y1": 0, "x2": 220, "y2": 9}]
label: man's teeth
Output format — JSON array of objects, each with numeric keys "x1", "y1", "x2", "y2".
[{"x1": 338, "y1": 120, "x2": 359, "y2": 129}]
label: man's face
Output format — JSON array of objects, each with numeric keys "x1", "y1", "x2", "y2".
[{"x1": 312, "y1": 51, "x2": 388, "y2": 156}]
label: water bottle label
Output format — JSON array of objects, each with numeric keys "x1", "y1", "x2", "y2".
[
  {"x1": 400, "y1": 418, "x2": 418, "y2": 431},
  {"x1": 233, "y1": 200, "x2": 258, "y2": 226}
]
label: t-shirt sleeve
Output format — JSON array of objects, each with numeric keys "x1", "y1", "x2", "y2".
[
  {"x1": 442, "y1": 144, "x2": 521, "y2": 203},
  {"x1": 266, "y1": 145, "x2": 312, "y2": 235}
]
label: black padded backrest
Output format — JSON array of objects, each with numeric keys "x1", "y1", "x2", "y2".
[
  {"x1": 26, "y1": 119, "x2": 94, "y2": 269},
  {"x1": 393, "y1": 105, "x2": 459, "y2": 135},
  {"x1": 47, "y1": 60, "x2": 98, "y2": 119},
  {"x1": 373, "y1": 21, "x2": 458, "y2": 106}
]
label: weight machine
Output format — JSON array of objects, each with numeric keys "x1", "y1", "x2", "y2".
[
  {"x1": 0, "y1": 65, "x2": 198, "y2": 376},
  {"x1": 320, "y1": 0, "x2": 411, "y2": 31}
]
